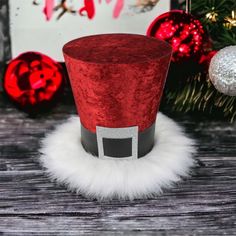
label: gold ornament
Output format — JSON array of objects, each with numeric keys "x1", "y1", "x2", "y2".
[
  {"x1": 224, "y1": 10, "x2": 236, "y2": 29},
  {"x1": 205, "y1": 8, "x2": 218, "y2": 22}
]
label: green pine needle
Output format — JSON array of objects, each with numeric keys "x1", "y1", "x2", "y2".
[{"x1": 165, "y1": 74, "x2": 236, "y2": 122}]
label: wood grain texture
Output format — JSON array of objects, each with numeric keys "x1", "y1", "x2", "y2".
[{"x1": 0, "y1": 91, "x2": 235, "y2": 236}]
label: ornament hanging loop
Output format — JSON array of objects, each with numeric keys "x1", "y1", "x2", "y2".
[{"x1": 186, "y1": 0, "x2": 191, "y2": 14}]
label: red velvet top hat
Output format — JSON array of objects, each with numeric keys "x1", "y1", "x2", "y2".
[{"x1": 63, "y1": 34, "x2": 172, "y2": 159}]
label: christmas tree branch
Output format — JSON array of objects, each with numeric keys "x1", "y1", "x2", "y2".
[{"x1": 165, "y1": 73, "x2": 236, "y2": 122}]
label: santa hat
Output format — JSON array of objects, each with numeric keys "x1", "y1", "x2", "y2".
[{"x1": 40, "y1": 34, "x2": 196, "y2": 200}]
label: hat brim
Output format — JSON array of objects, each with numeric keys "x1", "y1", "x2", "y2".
[{"x1": 39, "y1": 113, "x2": 196, "y2": 200}]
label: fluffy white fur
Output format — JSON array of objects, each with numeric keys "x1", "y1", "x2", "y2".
[{"x1": 40, "y1": 113, "x2": 196, "y2": 200}]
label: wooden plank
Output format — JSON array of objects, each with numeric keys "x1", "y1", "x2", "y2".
[
  {"x1": 0, "y1": 170, "x2": 235, "y2": 215},
  {"x1": 0, "y1": 213, "x2": 235, "y2": 236}
]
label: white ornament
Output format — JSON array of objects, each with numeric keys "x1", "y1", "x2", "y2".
[{"x1": 209, "y1": 45, "x2": 236, "y2": 96}]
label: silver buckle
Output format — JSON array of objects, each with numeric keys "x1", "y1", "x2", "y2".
[{"x1": 96, "y1": 126, "x2": 138, "y2": 160}]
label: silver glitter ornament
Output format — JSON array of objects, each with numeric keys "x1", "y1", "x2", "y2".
[{"x1": 209, "y1": 45, "x2": 236, "y2": 96}]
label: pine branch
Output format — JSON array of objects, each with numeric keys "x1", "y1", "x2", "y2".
[{"x1": 165, "y1": 73, "x2": 236, "y2": 122}]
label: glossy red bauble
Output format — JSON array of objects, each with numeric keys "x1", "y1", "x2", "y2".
[
  {"x1": 4, "y1": 52, "x2": 64, "y2": 113},
  {"x1": 147, "y1": 10, "x2": 205, "y2": 63},
  {"x1": 199, "y1": 50, "x2": 218, "y2": 70}
]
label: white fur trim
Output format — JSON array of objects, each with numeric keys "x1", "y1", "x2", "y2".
[{"x1": 40, "y1": 113, "x2": 196, "y2": 200}]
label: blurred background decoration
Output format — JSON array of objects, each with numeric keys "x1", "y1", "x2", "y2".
[
  {"x1": 0, "y1": 0, "x2": 235, "y2": 120},
  {"x1": 163, "y1": 0, "x2": 236, "y2": 122}
]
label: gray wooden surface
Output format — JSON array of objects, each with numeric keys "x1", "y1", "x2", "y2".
[{"x1": 0, "y1": 91, "x2": 235, "y2": 235}]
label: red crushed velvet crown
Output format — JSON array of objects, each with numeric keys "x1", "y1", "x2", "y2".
[{"x1": 63, "y1": 34, "x2": 172, "y2": 133}]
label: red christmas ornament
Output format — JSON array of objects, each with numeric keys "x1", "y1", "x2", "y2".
[
  {"x1": 147, "y1": 10, "x2": 205, "y2": 63},
  {"x1": 199, "y1": 50, "x2": 218, "y2": 70},
  {"x1": 4, "y1": 52, "x2": 64, "y2": 112}
]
